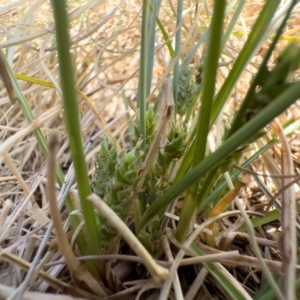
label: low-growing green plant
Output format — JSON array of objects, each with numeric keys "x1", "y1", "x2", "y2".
[
  {"x1": 95, "y1": 141, "x2": 142, "y2": 254},
  {"x1": 176, "y1": 67, "x2": 196, "y2": 116},
  {"x1": 93, "y1": 108, "x2": 188, "y2": 253}
]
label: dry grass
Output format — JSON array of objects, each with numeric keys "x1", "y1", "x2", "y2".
[{"x1": 0, "y1": 0, "x2": 300, "y2": 299}]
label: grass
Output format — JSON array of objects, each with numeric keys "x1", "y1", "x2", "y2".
[{"x1": 0, "y1": 0, "x2": 300, "y2": 299}]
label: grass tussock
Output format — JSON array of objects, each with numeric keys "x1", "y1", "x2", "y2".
[{"x1": 1, "y1": 1, "x2": 300, "y2": 299}]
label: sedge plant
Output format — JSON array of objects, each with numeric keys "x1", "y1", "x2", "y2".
[{"x1": 3, "y1": 0, "x2": 300, "y2": 298}]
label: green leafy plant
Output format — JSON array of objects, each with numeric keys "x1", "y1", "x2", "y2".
[{"x1": 94, "y1": 109, "x2": 188, "y2": 252}]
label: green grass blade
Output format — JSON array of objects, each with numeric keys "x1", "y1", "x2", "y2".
[
  {"x1": 156, "y1": 16, "x2": 174, "y2": 57},
  {"x1": 0, "y1": 48, "x2": 48, "y2": 157},
  {"x1": 182, "y1": 0, "x2": 245, "y2": 71},
  {"x1": 175, "y1": 0, "x2": 226, "y2": 243},
  {"x1": 175, "y1": 0, "x2": 288, "y2": 202},
  {"x1": 226, "y1": 0, "x2": 297, "y2": 139},
  {"x1": 211, "y1": 0, "x2": 281, "y2": 125},
  {"x1": 137, "y1": 0, "x2": 150, "y2": 142},
  {"x1": 196, "y1": 167, "x2": 220, "y2": 211},
  {"x1": 50, "y1": 0, "x2": 100, "y2": 255},
  {"x1": 181, "y1": 31, "x2": 207, "y2": 71},
  {"x1": 173, "y1": 0, "x2": 183, "y2": 112},
  {"x1": 198, "y1": 140, "x2": 276, "y2": 212},
  {"x1": 191, "y1": 1, "x2": 225, "y2": 166},
  {"x1": 147, "y1": 0, "x2": 162, "y2": 96},
  {"x1": 136, "y1": 0, "x2": 152, "y2": 218},
  {"x1": 221, "y1": 0, "x2": 246, "y2": 51},
  {"x1": 190, "y1": 243, "x2": 250, "y2": 300},
  {"x1": 138, "y1": 81, "x2": 300, "y2": 232},
  {"x1": 239, "y1": 210, "x2": 280, "y2": 233},
  {"x1": 255, "y1": 276, "x2": 300, "y2": 300}
]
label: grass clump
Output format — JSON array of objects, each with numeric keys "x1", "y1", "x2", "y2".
[{"x1": 1, "y1": 0, "x2": 300, "y2": 299}]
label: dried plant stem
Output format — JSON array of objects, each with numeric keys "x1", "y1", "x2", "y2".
[
  {"x1": 184, "y1": 268, "x2": 208, "y2": 300},
  {"x1": 78, "y1": 91, "x2": 120, "y2": 151},
  {"x1": 231, "y1": 181, "x2": 284, "y2": 300},
  {"x1": 44, "y1": 249, "x2": 294, "y2": 274},
  {"x1": 206, "y1": 181, "x2": 245, "y2": 247},
  {"x1": 47, "y1": 135, "x2": 109, "y2": 297},
  {"x1": 234, "y1": 165, "x2": 300, "y2": 178},
  {"x1": 0, "y1": 200, "x2": 13, "y2": 229},
  {"x1": 272, "y1": 120, "x2": 296, "y2": 299},
  {"x1": 3, "y1": 152, "x2": 49, "y2": 226},
  {"x1": 160, "y1": 211, "x2": 254, "y2": 300},
  {"x1": 1, "y1": 252, "x2": 97, "y2": 299},
  {"x1": 88, "y1": 193, "x2": 169, "y2": 283},
  {"x1": 161, "y1": 235, "x2": 183, "y2": 300},
  {"x1": 0, "y1": 283, "x2": 88, "y2": 300},
  {"x1": 0, "y1": 106, "x2": 61, "y2": 156},
  {"x1": 135, "y1": 78, "x2": 174, "y2": 194},
  {"x1": 16, "y1": 147, "x2": 86, "y2": 296},
  {"x1": 0, "y1": 176, "x2": 44, "y2": 244}
]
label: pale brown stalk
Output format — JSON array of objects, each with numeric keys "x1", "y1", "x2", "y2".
[
  {"x1": 88, "y1": 193, "x2": 169, "y2": 283},
  {"x1": 161, "y1": 235, "x2": 183, "y2": 300},
  {"x1": 135, "y1": 78, "x2": 174, "y2": 194},
  {"x1": 0, "y1": 282, "x2": 92, "y2": 300},
  {"x1": 272, "y1": 120, "x2": 296, "y2": 300},
  {"x1": 1, "y1": 252, "x2": 100, "y2": 299},
  {"x1": 47, "y1": 134, "x2": 109, "y2": 297},
  {"x1": 3, "y1": 152, "x2": 49, "y2": 226}
]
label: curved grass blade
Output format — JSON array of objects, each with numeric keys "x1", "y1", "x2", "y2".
[
  {"x1": 174, "y1": 0, "x2": 282, "y2": 191},
  {"x1": 156, "y1": 16, "x2": 174, "y2": 58},
  {"x1": 190, "y1": 243, "x2": 251, "y2": 300},
  {"x1": 220, "y1": 0, "x2": 246, "y2": 52},
  {"x1": 138, "y1": 80, "x2": 300, "y2": 232},
  {"x1": 211, "y1": 0, "x2": 281, "y2": 125}
]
